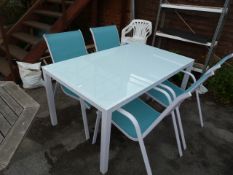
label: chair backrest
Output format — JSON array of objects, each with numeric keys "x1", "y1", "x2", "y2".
[
  {"x1": 43, "y1": 30, "x2": 87, "y2": 63},
  {"x1": 130, "y1": 19, "x2": 152, "y2": 39},
  {"x1": 186, "y1": 64, "x2": 221, "y2": 93},
  {"x1": 161, "y1": 91, "x2": 192, "y2": 118},
  {"x1": 90, "y1": 25, "x2": 120, "y2": 51},
  {"x1": 185, "y1": 53, "x2": 233, "y2": 94},
  {"x1": 215, "y1": 53, "x2": 233, "y2": 66}
]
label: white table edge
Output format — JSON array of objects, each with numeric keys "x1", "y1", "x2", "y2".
[{"x1": 42, "y1": 60, "x2": 194, "y2": 113}]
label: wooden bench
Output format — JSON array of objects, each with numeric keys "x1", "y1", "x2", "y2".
[{"x1": 0, "y1": 81, "x2": 39, "y2": 170}]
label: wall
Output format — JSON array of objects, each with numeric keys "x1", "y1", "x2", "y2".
[{"x1": 72, "y1": 0, "x2": 131, "y2": 44}]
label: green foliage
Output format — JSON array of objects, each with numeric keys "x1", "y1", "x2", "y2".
[
  {"x1": 208, "y1": 65, "x2": 233, "y2": 105},
  {"x1": 0, "y1": 0, "x2": 26, "y2": 25}
]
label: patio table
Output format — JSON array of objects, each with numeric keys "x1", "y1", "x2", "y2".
[{"x1": 42, "y1": 43, "x2": 194, "y2": 174}]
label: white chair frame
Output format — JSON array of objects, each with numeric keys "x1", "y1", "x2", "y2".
[
  {"x1": 148, "y1": 65, "x2": 221, "y2": 150},
  {"x1": 121, "y1": 19, "x2": 152, "y2": 44},
  {"x1": 92, "y1": 87, "x2": 191, "y2": 175},
  {"x1": 44, "y1": 34, "x2": 90, "y2": 140}
]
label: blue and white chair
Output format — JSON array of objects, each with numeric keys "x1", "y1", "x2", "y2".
[
  {"x1": 147, "y1": 53, "x2": 233, "y2": 130},
  {"x1": 144, "y1": 62, "x2": 226, "y2": 152},
  {"x1": 92, "y1": 87, "x2": 192, "y2": 175},
  {"x1": 43, "y1": 30, "x2": 90, "y2": 140},
  {"x1": 90, "y1": 25, "x2": 120, "y2": 51}
]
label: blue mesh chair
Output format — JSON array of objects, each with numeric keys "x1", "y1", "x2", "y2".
[
  {"x1": 92, "y1": 87, "x2": 192, "y2": 175},
  {"x1": 43, "y1": 30, "x2": 90, "y2": 140},
  {"x1": 147, "y1": 53, "x2": 233, "y2": 130},
  {"x1": 90, "y1": 25, "x2": 120, "y2": 51},
  {"x1": 145, "y1": 63, "x2": 224, "y2": 153}
]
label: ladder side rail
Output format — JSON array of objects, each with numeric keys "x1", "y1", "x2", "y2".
[
  {"x1": 131, "y1": 0, "x2": 135, "y2": 20},
  {"x1": 152, "y1": 0, "x2": 164, "y2": 45},
  {"x1": 203, "y1": 0, "x2": 231, "y2": 72}
]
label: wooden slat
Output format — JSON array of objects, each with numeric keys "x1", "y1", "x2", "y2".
[
  {"x1": 24, "y1": 0, "x2": 91, "y2": 62},
  {"x1": 0, "y1": 87, "x2": 23, "y2": 116},
  {"x1": 23, "y1": 21, "x2": 51, "y2": 31},
  {"x1": 0, "y1": 97, "x2": 18, "y2": 125},
  {"x1": 0, "y1": 82, "x2": 39, "y2": 170},
  {"x1": 47, "y1": 0, "x2": 74, "y2": 5},
  {"x1": 2, "y1": 83, "x2": 39, "y2": 108},
  {"x1": 0, "y1": 113, "x2": 11, "y2": 137},
  {"x1": 0, "y1": 134, "x2": 3, "y2": 144},
  {"x1": 0, "y1": 45, "x2": 28, "y2": 60},
  {"x1": 0, "y1": 107, "x2": 39, "y2": 170},
  {"x1": 34, "y1": 10, "x2": 62, "y2": 18},
  {"x1": 0, "y1": 81, "x2": 7, "y2": 86},
  {"x1": 12, "y1": 32, "x2": 40, "y2": 45}
]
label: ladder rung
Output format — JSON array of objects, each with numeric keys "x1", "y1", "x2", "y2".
[
  {"x1": 155, "y1": 29, "x2": 215, "y2": 47},
  {"x1": 161, "y1": 3, "x2": 224, "y2": 13},
  {"x1": 192, "y1": 63, "x2": 209, "y2": 73}
]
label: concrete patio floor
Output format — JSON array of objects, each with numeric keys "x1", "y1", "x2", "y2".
[{"x1": 0, "y1": 86, "x2": 233, "y2": 175}]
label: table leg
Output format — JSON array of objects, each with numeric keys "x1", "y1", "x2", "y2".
[
  {"x1": 43, "y1": 71, "x2": 58, "y2": 126},
  {"x1": 181, "y1": 63, "x2": 193, "y2": 89},
  {"x1": 80, "y1": 99, "x2": 90, "y2": 140},
  {"x1": 100, "y1": 110, "x2": 112, "y2": 174}
]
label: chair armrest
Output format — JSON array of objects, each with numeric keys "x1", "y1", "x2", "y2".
[
  {"x1": 181, "y1": 70, "x2": 197, "y2": 83},
  {"x1": 153, "y1": 86, "x2": 173, "y2": 104},
  {"x1": 159, "y1": 84, "x2": 176, "y2": 100},
  {"x1": 121, "y1": 24, "x2": 133, "y2": 38},
  {"x1": 117, "y1": 108, "x2": 143, "y2": 138}
]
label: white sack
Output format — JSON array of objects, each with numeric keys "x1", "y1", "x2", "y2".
[{"x1": 17, "y1": 61, "x2": 43, "y2": 89}]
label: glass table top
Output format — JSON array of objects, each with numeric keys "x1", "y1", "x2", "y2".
[{"x1": 43, "y1": 43, "x2": 193, "y2": 111}]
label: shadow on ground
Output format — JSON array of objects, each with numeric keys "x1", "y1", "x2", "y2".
[{"x1": 1, "y1": 86, "x2": 233, "y2": 175}]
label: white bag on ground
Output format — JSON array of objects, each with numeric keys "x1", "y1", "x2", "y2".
[{"x1": 17, "y1": 61, "x2": 43, "y2": 89}]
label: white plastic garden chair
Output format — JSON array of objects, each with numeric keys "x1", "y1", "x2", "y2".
[
  {"x1": 92, "y1": 87, "x2": 191, "y2": 175},
  {"x1": 121, "y1": 19, "x2": 152, "y2": 44}
]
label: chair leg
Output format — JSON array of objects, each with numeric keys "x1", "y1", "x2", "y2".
[
  {"x1": 53, "y1": 81, "x2": 59, "y2": 97},
  {"x1": 195, "y1": 91, "x2": 204, "y2": 127},
  {"x1": 92, "y1": 110, "x2": 101, "y2": 144},
  {"x1": 138, "y1": 137, "x2": 152, "y2": 175},
  {"x1": 80, "y1": 99, "x2": 90, "y2": 140},
  {"x1": 175, "y1": 107, "x2": 187, "y2": 150},
  {"x1": 171, "y1": 111, "x2": 183, "y2": 157}
]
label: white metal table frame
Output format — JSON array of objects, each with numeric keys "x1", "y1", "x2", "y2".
[{"x1": 42, "y1": 43, "x2": 193, "y2": 174}]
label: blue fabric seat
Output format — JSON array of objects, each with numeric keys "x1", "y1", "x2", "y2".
[
  {"x1": 90, "y1": 25, "x2": 120, "y2": 51},
  {"x1": 43, "y1": 30, "x2": 91, "y2": 140},
  {"x1": 61, "y1": 86, "x2": 79, "y2": 99},
  {"x1": 93, "y1": 88, "x2": 192, "y2": 175},
  {"x1": 44, "y1": 30, "x2": 88, "y2": 101},
  {"x1": 112, "y1": 98, "x2": 161, "y2": 139}
]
